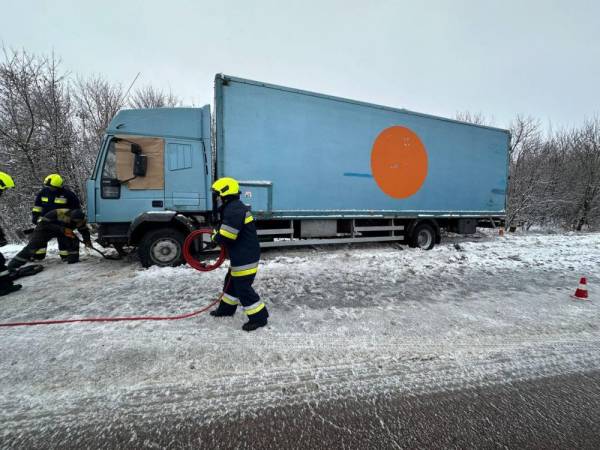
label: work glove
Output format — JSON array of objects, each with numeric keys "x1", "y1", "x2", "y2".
[
  {"x1": 63, "y1": 228, "x2": 75, "y2": 239},
  {"x1": 204, "y1": 229, "x2": 218, "y2": 250}
]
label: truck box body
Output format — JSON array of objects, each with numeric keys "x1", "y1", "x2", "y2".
[{"x1": 216, "y1": 75, "x2": 509, "y2": 218}]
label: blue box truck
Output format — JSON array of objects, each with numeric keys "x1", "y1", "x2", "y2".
[{"x1": 86, "y1": 74, "x2": 510, "y2": 267}]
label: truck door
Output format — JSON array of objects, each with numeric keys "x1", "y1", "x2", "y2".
[
  {"x1": 95, "y1": 136, "x2": 166, "y2": 223},
  {"x1": 164, "y1": 139, "x2": 208, "y2": 211}
]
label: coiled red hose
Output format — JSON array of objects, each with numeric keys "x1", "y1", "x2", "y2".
[
  {"x1": 182, "y1": 228, "x2": 227, "y2": 271},
  {"x1": 0, "y1": 229, "x2": 226, "y2": 328}
]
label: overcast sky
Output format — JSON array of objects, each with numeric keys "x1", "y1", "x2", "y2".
[{"x1": 1, "y1": 0, "x2": 598, "y2": 131}]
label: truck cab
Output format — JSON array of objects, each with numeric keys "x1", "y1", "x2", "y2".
[{"x1": 86, "y1": 106, "x2": 213, "y2": 266}]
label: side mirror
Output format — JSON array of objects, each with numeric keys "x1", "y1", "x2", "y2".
[
  {"x1": 130, "y1": 143, "x2": 147, "y2": 177},
  {"x1": 133, "y1": 153, "x2": 147, "y2": 177}
]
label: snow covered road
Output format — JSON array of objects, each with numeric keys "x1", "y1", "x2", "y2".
[{"x1": 0, "y1": 231, "x2": 599, "y2": 443}]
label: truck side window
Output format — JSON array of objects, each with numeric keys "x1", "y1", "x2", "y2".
[
  {"x1": 100, "y1": 141, "x2": 120, "y2": 199},
  {"x1": 102, "y1": 141, "x2": 117, "y2": 180}
]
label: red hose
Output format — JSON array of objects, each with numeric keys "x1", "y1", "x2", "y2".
[
  {"x1": 0, "y1": 228, "x2": 227, "y2": 328},
  {"x1": 182, "y1": 228, "x2": 227, "y2": 271},
  {"x1": 0, "y1": 298, "x2": 222, "y2": 327}
]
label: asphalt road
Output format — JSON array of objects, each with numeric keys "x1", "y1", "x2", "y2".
[{"x1": 3, "y1": 370, "x2": 599, "y2": 449}]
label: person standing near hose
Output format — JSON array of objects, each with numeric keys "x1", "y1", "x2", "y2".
[
  {"x1": 30, "y1": 174, "x2": 81, "y2": 262},
  {"x1": 0, "y1": 172, "x2": 22, "y2": 297},
  {"x1": 209, "y1": 177, "x2": 269, "y2": 331},
  {"x1": 8, "y1": 208, "x2": 92, "y2": 271}
]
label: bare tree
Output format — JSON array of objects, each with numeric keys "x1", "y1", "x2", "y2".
[
  {"x1": 455, "y1": 111, "x2": 494, "y2": 127},
  {"x1": 73, "y1": 76, "x2": 125, "y2": 147},
  {"x1": 129, "y1": 85, "x2": 179, "y2": 109},
  {"x1": 505, "y1": 116, "x2": 544, "y2": 229},
  {"x1": 33, "y1": 53, "x2": 80, "y2": 195},
  {"x1": 0, "y1": 48, "x2": 45, "y2": 181},
  {"x1": 0, "y1": 48, "x2": 189, "y2": 240},
  {"x1": 0, "y1": 48, "x2": 78, "y2": 237},
  {"x1": 566, "y1": 120, "x2": 600, "y2": 230},
  {"x1": 71, "y1": 75, "x2": 132, "y2": 199}
]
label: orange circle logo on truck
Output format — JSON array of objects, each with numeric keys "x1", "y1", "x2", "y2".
[{"x1": 371, "y1": 126, "x2": 428, "y2": 198}]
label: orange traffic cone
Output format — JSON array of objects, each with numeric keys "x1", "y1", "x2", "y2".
[{"x1": 572, "y1": 277, "x2": 589, "y2": 300}]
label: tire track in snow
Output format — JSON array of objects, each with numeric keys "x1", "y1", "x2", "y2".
[{"x1": 2, "y1": 333, "x2": 599, "y2": 434}]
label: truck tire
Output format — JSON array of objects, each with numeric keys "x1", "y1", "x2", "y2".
[
  {"x1": 410, "y1": 223, "x2": 436, "y2": 250},
  {"x1": 138, "y1": 228, "x2": 186, "y2": 268}
]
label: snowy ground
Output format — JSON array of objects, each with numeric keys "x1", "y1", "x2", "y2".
[{"x1": 0, "y1": 231, "x2": 599, "y2": 441}]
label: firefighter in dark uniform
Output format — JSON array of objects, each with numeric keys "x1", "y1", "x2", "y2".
[
  {"x1": 0, "y1": 171, "x2": 22, "y2": 297},
  {"x1": 30, "y1": 174, "x2": 81, "y2": 261},
  {"x1": 8, "y1": 208, "x2": 92, "y2": 271},
  {"x1": 210, "y1": 177, "x2": 269, "y2": 331}
]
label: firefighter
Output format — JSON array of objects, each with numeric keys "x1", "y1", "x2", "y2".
[
  {"x1": 0, "y1": 171, "x2": 22, "y2": 297},
  {"x1": 30, "y1": 174, "x2": 81, "y2": 261},
  {"x1": 8, "y1": 208, "x2": 92, "y2": 271},
  {"x1": 209, "y1": 177, "x2": 269, "y2": 331}
]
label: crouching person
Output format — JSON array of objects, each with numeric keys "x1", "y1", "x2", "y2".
[
  {"x1": 0, "y1": 171, "x2": 22, "y2": 297},
  {"x1": 9, "y1": 209, "x2": 92, "y2": 270},
  {"x1": 0, "y1": 251, "x2": 19, "y2": 297},
  {"x1": 209, "y1": 177, "x2": 269, "y2": 332},
  {"x1": 29, "y1": 173, "x2": 82, "y2": 261}
]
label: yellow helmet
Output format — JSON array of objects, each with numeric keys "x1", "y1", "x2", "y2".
[
  {"x1": 211, "y1": 177, "x2": 240, "y2": 197},
  {"x1": 0, "y1": 171, "x2": 15, "y2": 190},
  {"x1": 44, "y1": 173, "x2": 64, "y2": 188}
]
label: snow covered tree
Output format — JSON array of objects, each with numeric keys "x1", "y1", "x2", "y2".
[
  {"x1": 0, "y1": 47, "x2": 186, "y2": 239},
  {"x1": 0, "y1": 49, "x2": 78, "y2": 237}
]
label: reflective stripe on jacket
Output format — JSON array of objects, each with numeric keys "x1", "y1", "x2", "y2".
[{"x1": 32, "y1": 186, "x2": 81, "y2": 224}]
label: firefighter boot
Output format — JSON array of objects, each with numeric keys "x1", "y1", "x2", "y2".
[
  {"x1": 210, "y1": 301, "x2": 237, "y2": 317},
  {"x1": 0, "y1": 283, "x2": 22, "y2": 297},
  {"x1": 242, "y1": 307, "x2": 269, "y2": 332},
  {"x1": 67, "y1": 253, "x2": 80, "y2": 264}
]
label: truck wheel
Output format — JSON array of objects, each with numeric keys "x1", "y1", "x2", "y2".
[
  {"x1": 138, "y1": 228, "x2": 185, "y2": 268},
  {"x1": 410, "y1": 223, "x2": 436, "y2": 250}
]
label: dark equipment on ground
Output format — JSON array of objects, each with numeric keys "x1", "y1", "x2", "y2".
[{"x1": 10, "y1": 264, "x2": 44, "y2": 280}]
